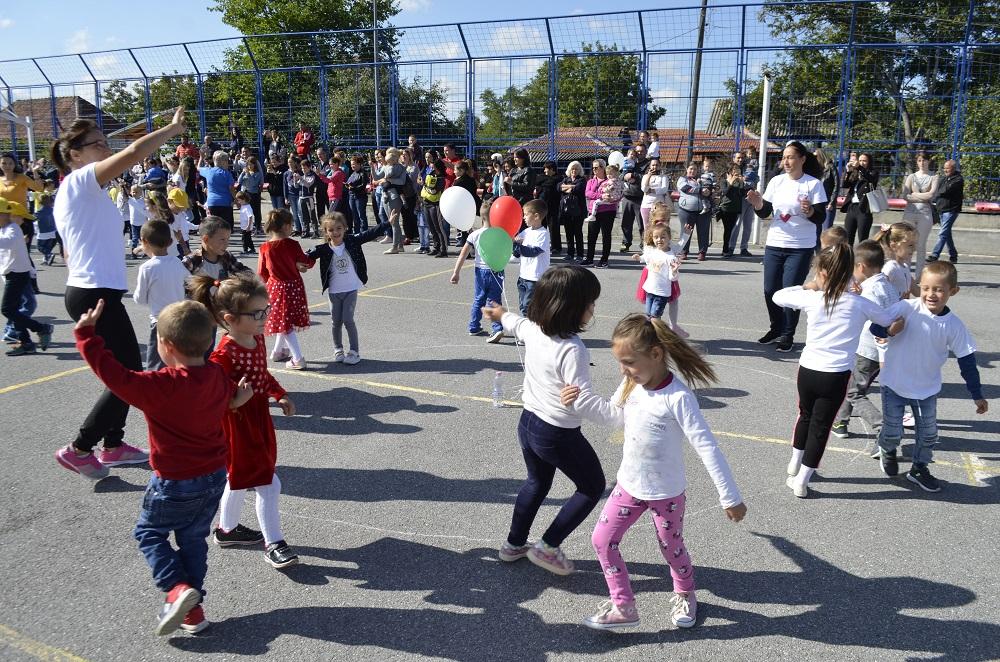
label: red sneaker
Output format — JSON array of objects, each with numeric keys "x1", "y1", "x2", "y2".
[
  {"x1": 156, "y1": 583, "x2": 200, "y2": 636},
  {"x1": 180, "y1": 604, "x2": 210, "y2": 634}
]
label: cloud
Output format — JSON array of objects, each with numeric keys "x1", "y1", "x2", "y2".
[
  {"x1": 398, "y1": 0, "x2": 430, "y2": 11},
  {"x1": 489, "y1": 25, "x2": 544, "y2": 53},
  {"x1": 65, "y1": 28, "x2": 90, "y2": 53},
  {"x1": 405, "y1": 41, "x2": 462, "y2": 61},
  {"x1": 0, "y1": 17, "x2": 13, "y2": 29},
  {"x1": 89, "y1": 54, "x2": 122, "y2": 80}
]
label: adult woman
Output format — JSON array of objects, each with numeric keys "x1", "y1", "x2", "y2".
[
  {"x1": 901, "y1": 151, "x2": 939, "y2": 278},
  {"x1": 227, "y1": 125, "x2": 244, "y2": 158},
  {"x1": 839, "y1": 152, "x2": 879, "y2": 244},
  {"x1": 267, "y1": 131, "x2": 287, "y2": 162},
  {"x1": 174, "y1": 156, "x2": 203, "y2": 223},
  {"x1": 237, "y1": 155, "x2": 264, "y2": 234},
  {"x1": 0, "y1": 153, "x2": 42, "y2": 207},
  {"x1": 401, "y1": 148, "x2": 420, "y2": 241},
  {"x1": 504, "y1": 148, "x2": 536, "y2": 207},
  {"x1": 718, "y1": 164, "x2": 745, "y2": 258},
  {"x1": 50, "y1": 107, "x2": 187, "y2": 480},
  {"x1": 374, "y1": 147, "x2": 407, "y2": 254},
  {"x1": 199, "y1": 150, "x2": 237, "y2": 229},
  {"x1": 746, "y1": 141, "x2": 829, "y2": 353},
  {"x1": 639, "y1": 158, "x2": 671, "y2": 229},
  {"x1": 581, "y1": 159, "x2": 619, "y2": 268},
  {"x1": 558, "y1": 161, "x2": 587, "y2": 261},
  {"x1": 815, "y1": 149, "x2": 838, "y2": 232},
  {"x1": 676, "y1": 162, "x2": 712, "y2": 260}
]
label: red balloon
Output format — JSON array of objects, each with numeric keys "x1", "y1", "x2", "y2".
[{"x1": 490, "y1": 196, "x2": 523, "y2": 238}]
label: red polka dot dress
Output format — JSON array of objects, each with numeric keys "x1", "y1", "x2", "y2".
[
  {"x1": 258, "y1": 237, "x2": 315, "y2": 335},
  {"x1": 210, "y1": 335, "x2": 288, "y2": 490}
]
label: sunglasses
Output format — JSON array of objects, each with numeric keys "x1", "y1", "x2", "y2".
[
  {"x1": 78, "y1": 138, "x2": 110, "y2": 150},
  {"x1": 239, "y1": 305, "x2": 271, "y2": 321}
]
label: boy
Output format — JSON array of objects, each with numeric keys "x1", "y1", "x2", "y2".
[
  {"x1": 831, "y1": 240, "x2": 895, "y2": 440},
  {"x1": 699, "y1": 157, "x2": 717, "y2": 215},
  {"x1": 876, "y1": 261, "x2": 987, "y2": 492},
  {"x1": 346, "y1": 155, "x2": 370, "y2": 234},
  {"x1": 134, "y1": 220, "x2": 191, "y2": 371},
  {"x1": 513, "y1": 199, "x2": 550, "y2": 315},
  {"x1": 74, "y1": 298, "x2": 251, "y2": 635},
  {"x1": 0, "y1": 198, "x2": 52, "y2": 356},
  {"x1": 35, "y1": 192, "x2": 58, "y2": 266},
  {"x1": 235, "y1": 191, "x2": 256, "y2": 255},
  {"x1": 450, "y1": 201, "x2": 504, "y2": 343},
  {"x1": 183, "y1": 216, "x2": 250, "y2": 280}
]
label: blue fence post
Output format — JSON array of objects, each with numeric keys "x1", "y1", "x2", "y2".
[
  {"x1": 243, "y1": 38, "x2": 265, "y2": 155},
  {"x1": 319, "y1": 67, "x2": 329, "y2": 146},
  {"x1": 544, "y1": 19, "x2": 557, "y2": 160},
  {"x1": 734, "y1": 6, "x2": 747, "y2": 151},
  {"x1": 78, "y1": 55, "x2": 103, "y2": 132},
  {"x1": 196, "y1": 75, "x2": 206, "y2": 140},
  {"x1": 389, "y1": 64, "x2": 399, "y2": 146},
  {"x1": 835, "y1": 3, "x2": 858, "y2": 175},
  {"x1": 951, "y1": 0, "x2": 977, "y2": 165},
  {"x1": 4, "y1": 87, "x2": 16, "y2": 153},
  {"x1": 456, "y1": 23, "x2": 474, "y2": 159}
]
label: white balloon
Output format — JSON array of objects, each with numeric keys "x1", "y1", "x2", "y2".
[
  {"x1": 439, "y1": 186, "x2": 477, "y2": 231},
  {"x1": 607, "y1": 151, "x2": 626, "y2": 169}
]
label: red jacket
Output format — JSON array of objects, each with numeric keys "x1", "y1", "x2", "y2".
[
  {"x1": 316, "y1": 167, "x2": 345, "y2": 203},
  {"x1": 294, "y1": 131, "x2": 314, "y2": 157}
]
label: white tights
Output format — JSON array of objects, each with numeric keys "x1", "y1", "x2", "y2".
[
  {"x1": 272, "y1": 331, "x2": 303, "y2": 361},
  {"x1": 218, "y1": 474, "x2": 284, "y2": 545}
]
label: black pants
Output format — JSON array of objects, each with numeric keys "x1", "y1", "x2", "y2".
[
  {"x1": 242, "y1": 229, "x2": 255, "y2": 252},
  {"x1": 619, "y1": 198, "x2": 643, "y2": 248},
  {"x1": 315, "y1": 188, "x2": 328, "y2": 218},
  {"x1": 424, "y1": 203, "x2": 447, "y2": 255},
  {"x1": 794, "y1": 366, "x2": 852, "y2": 468},
  {"x1": 402, "y1": 198, "x2": 419, "y2": 239},
  {"x1": 561, "y1": 212, "x2": 584, "y2": 258},
  {"x1": 2, "y1": 271, "x2": 45, "y2": 344},
  {"x1": 720, "y1": 212, "x2": 740, "y2": 254},
  {"x1": 843, "y1": 203, "x2": 873, "y2": 245},
  {"x1": 546, "y1": 200, "x2": 561, "y2": 252},
  {"x1": 680, "y1": 208, "x2": 712, "y2": 255},
  {"x1": 585, "y1": 210, "x2": 616, "y2": 263},
  {"x1": 508, "y1": 410, "x2": 605, "y2": 548},
  {"x1": 208, "y1": 205, "x2": 234, "y2": 230},
  {"x1": 249, "y1": 191, "x2": 263, "y2": 233},
  {"x1": 65, "y1": 287, "x2": 142, "y2": 452}
]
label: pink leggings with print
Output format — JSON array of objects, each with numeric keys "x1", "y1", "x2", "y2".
[{"x1": 592, "y1": 484, "x2": 694, "y2": 606}]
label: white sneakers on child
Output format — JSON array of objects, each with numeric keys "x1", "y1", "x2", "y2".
[{"x1": 343, "y1": 351, "x2": 360, "y2": 365}]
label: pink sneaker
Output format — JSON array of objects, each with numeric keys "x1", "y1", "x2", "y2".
[
  {"x1": 527, "y1": 542, "x2": 575, "y2": 576},
  {"x1": 97, "y1": 443, "x2": 150, "y2": 466},
  {"x1": 54, "y1": 445, "x2": 109, "y2": 481},
  {"x1": 583, "y1": 600, "x2": 640, "y2": 630},
  {"x1": 498, "y1": 541, "x2": 532, "y2": 563}
]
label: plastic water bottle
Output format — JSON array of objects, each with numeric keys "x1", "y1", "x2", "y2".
[
  {"x1": 492, "y1": 371, "x2": 505, "y2": 408},
  {"x1": 678, "y1": 229, "x2": 691, "y2": 249}
]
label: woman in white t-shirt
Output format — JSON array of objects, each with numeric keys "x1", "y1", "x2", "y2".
[
  {"x1": 746, "y1": 141, "x2": 829, "y2": 353},
  {"x1": 639, "y1": 159, "x2": 671, "y2": 229},
  {"x1": 50, "y1": 107, "x2": 188, "y2": 481},
  {"x1": 901, "y1": 151, "x2": 939, "y2": 279}
]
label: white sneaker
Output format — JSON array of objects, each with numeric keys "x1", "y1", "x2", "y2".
[
  {"x1": 785, "y1": 475, "x2": 808, "y2": 498},
  {"x1": 787, "y1": 457, "x2": 801, "y2": 477},
  {"x1": 333, "y1": 349, "x2": 345, "y2": 363},
  {"x1": 343, "y1": 350, "x2": 360, "y2": 365},
  {"x1": 286, "y1": 358, "x2": 306, "y2": 370},
  {"x1": 902, "y1": 412, "x2": 915, "y2": 428},
  {"x1": 670, "y1": 592, "x2": 697, "y2": 628},
  {"x1": 487, "y1": 330, "x2": 504, "y2": 344},
  {"x1": 379, "y1": 236, "x2": 392, "y2": 244}
]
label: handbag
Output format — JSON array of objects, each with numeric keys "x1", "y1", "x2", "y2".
[{"x1": 865, "y1": 187, "x2": 889, "y2": 214}]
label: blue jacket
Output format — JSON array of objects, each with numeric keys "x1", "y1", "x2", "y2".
[{"x1": 306, "y1": 222, "x2": 389, "y2": 292}]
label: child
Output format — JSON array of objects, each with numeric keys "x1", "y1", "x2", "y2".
[
  {"x1": 188, "y1": 273, "x2": 299, "y2": 568},
  {"x1": 633, "y1": 224, "x2": 686, "y2": 336},
  {"x1": 514, "y1": 199, "x2": 550, "y2": 315},
  {"x1": 451, "y1": 205, "x2": 504, "y2": 343},
  {"x1": 284, "y1": 156, "x2": 302, "y2": 235},
  {"x1": 258, "y1": 209, "x2": 315, "y2": 369},
  {"x1": 698, "y1": 158, "x2": 717, "y2": 215},
  {"x1": 561, "y1": 314, "x2": 746, "y2": 630},
  {"x1": 421, "y1": 159, "x2": 447, "y2": 257},
  {"x1": 0, "y1": 198, "x2": 52, "y2": 356},
  {"x1": 875, "y1": 222, "x2": 919, "y2": 300},
  {"x1": 149, "y1": 192, "x2": 188, "y2": 258},
  {"x1": 772, "y1": 243, "x2": 911, "y2": 498},
  {"x1": 481, "y1": 265, "x2": 614, "y2": 575},
  {"x1": 35, "y1": 192, "x2": 58, "y2": 265},
  {"x1": 133, "y1": 220, "x2": 191, "y2": 371},
  {"x1": 182, "y1": 216, "x2": 250, "y2": 281},
  {"x1": 820, "y1": 225, "x2": 848, "y2": 249},
  {"x1": 165, "y1": 189, "x2": 194, "y2": 257},
  {"x1": 306, "y1": 212, "x2": 389, "y2": 365},
  {"x1": 295, "y1": 160, "x2": 319, "y2": 238},
  {"x1": 647, "y1": 129, "x2": 660, "y2": 159},
  {"x1": 585, "y1": 164, "x2": 624, "y2": 224},
  {"x1": 127, "y1": 187, "x2": 148, "y2": 257},
  {"x1": 74, "y1": 297, "x2": 251, "y2": 635},
  {"x1": 235, "y1": 191, "x2": 256, "y2": 255},
  {"x1": 875, "y1": 261, "x2": 987, "y2": 492},
  {"x1": 346, "y1": 155, "x2": 370, "y2": 234},
  {"x1": 831, "y1": 240, "x2": 895, "y2": 440}
]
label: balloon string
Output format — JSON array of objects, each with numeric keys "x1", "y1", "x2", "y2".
[{"x1": 492, "y1": 269, "x2": 526, "y2": 395}]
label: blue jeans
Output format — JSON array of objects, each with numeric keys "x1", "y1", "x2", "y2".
[
  {"x1": 516, "y1": 277, "x2": 536, "y2": 315},
  {"x1": 878, "y1": 386, "x2": 939, "y2": 466},
  {"x1": 129, "y1": 225, "x2": 142, "y2": 249},
  {"x1": 763, "y1": 245, "x2": 814, "y2": 337},
  {"x1": 645, "y1": 292, "x2": 670, "y2": 319},
  {"x1": 269, "y1": 193, "x2": 286, "y2": 210},
  {"x1": 417, "y1": 208, "x2": 429, "y2": 249},
  {"x1": 470, "y1": 267, "x2": 503, "y2": 333},
  {"x1": 286, "y1": 194, "x2": 301, "y2": 232},
  {"x1": 349, "y1": 193, "x2": 368, "y2": 233},
  {"x1": 931, "y1": 211, "x2": 959, "y2": 260},
  {"x1": 133, "y1": 468, "x2": 227, "y2": 594},
  {"x1": 2, "y1": 271, "x2": 42, "y2": 344}
]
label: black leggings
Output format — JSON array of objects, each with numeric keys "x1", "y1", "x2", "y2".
[
  {"x1": 720, "y1": 212, "x2": 740, "y2": 253},
  {"x1": 65, "y1": 287, "x2": 142, "y2": 452},
  {"x1": 843, "y1": 203, "x2": 873, "y2": 245},
  {"x1": 794, "y1": 366, "x2": 852, "y2": 469},
  {"x1": 585, "y1": 210, "x2": 616, "y2": 262},
  {"x1": 424, "y1": 203, "x2": 447, "y2": 254}
]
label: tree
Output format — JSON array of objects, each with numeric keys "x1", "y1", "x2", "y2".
[{"x1": 101, "y1": 80, "x2": 142, "y2": 127}]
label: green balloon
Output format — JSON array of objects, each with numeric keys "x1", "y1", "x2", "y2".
[{"x1": 478, "y1": 227, "x2": 513, "y2": 272}]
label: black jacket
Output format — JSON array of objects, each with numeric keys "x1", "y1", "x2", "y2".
[
  {"x1": 558, "y1": 176, "x2": 587, "y2": 219},
  {"x1": 840, "y1": 166, "x2": 879, "y2": 214},
  {"x1": 306, "y1": 222, "x2": 389, "y2": 292},
  {"x1": 622, "y1": 157, "x2": 650, "y2": 200},
  {"x1": 534, "y1": 173, "x2": 562, "y2": 211},
  {"x1": 936, "y1": 172, "x2": 964, "y2": 215},
  {"x1": 505, "y1": 166, "x2": 536, "y2": 205}
]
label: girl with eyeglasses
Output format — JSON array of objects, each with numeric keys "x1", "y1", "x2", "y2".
[{"x1": 189, "y1": 271, "x2": 300, "y2": 571}]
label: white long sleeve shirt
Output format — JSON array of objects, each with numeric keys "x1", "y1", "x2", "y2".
[
  {"x1": 0, "y1": 222, "x2": 31, "y2": 275},
  {"x1": 501, "y1": 312, "x2": 619, "y2": 428},
  {"x1": 133, "y1": 255, "x2": 190, "y2": 324}
]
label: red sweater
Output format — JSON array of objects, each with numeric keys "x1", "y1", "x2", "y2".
[
  {"x1": 258, "y1": 237, "x2": 315, "y2": 283},
  {"x1": 75, "y1": 327, "x2": 233, "y2": 480},
  {"x1": 316, "y1": 167, "x2": 345, "y2": 203}
]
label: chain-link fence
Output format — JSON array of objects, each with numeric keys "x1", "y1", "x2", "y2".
[{"x1": 2, "y1": 1, "x2": 998, "y2": 198}]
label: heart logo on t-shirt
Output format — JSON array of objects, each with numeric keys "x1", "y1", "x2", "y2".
[{"x1": 779, "y1": 209, "x2": 793, "y2": 222}]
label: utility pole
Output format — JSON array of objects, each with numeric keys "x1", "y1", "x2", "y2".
[{"x1": 686, "y1": 0, "x2": 708, "y2": 164}]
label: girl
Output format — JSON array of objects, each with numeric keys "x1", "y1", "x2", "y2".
[
  {"x1": 188, "y1": 272, "x2": 300, "y2": 570},
  {"x1": 236, "y1": 156, "x2": 264, "y2": 234},
  {"x1": 772, "y1": 243, "x2": 908, "y2": 498},
  {"x1": 632, "y1": 224, "x2": 686, "y2": 337},
  {"x1": 284, "y1": 156, "x2": 302, "y2": 235},
  {"x1": 875, "y1": 222, "x2": 919, "y2": 300},
  {"x1": 561, "y1": 314, "x2": 746, "y2": 630},
  {"x1": 124, "y1": 184, "x2": 146, "y2": 258},
  {"x1": 235, "y1": 190, "x2": 256, "y2": 255},
  {"x1": 258, "y1": 209, "x2": 315, "y2": 369},
  {"x1": 481, "y1": 265, "x2": 613, "y2": 575},
  {"x1": 306, "y1": 212, "x2": 389, "y2": 365},
  {"x1": 639, "y1": 158, "x2": 671, "y2": 231}
]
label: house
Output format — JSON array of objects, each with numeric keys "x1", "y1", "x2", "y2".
[{"x1": 2, "y1": 95, "x2": 124, "y2": 145}]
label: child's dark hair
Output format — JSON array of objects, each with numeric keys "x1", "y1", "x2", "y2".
[
  {"x1": 923, "y1": 260, "x2": 958, "y2": 288},
  {"x1": 234, "y1": 190, "x2": 250, "y2": 204},
  {"x1": 523, "y1": 198, "x2": 547, "y2": 220},
  {"x1": 321, "y1": 211, "x2": 349, "y2": 233},
  {"x1": 854, "y1": 239, "x2": 884, "y2": 270},
  {"x1": 814, "y1": 242, "x2": 854, "y2": 314},
  {"x1": 140, "y1": 219, "x2": 173, "y2": 249},
  {"x1": 873, "y1": 222, "x2": 915, "y2": 253},
  {"x1": 50, "y1": 119, "x2": 99, "y2": 175},
  {"x1": 432, "y1": 159, "x2": 447, "y2": 175},
  {"x1": 156, "y1": 300, "x2": 216, "y2": 357},
  {"x1": 613, "y1": 314, "x2": 717, "y2": 404},
  {"x1": 148, "y1": 192, "x2": 171, "y2": 221},
  {"x1": 199, "y1": 216, "x2": 230, "y2": 238},
  {"x1": 188, "y1": 271, "x2": 267, "y2": 328},
  {"x1": 265, "y1": 208, "x2": 293, "y2": 234},
  {"x1": 526, "y1": 265, "x2": 600, "y2": 338},
  {"x1": 643, "y1": 222, "x2": 671, "y2": 246}
]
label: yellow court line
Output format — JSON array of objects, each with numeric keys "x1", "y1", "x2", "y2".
[
  {"x1": 0, "y1": 624, "x2": 89, "y2": 662},
  {"x1": 0, "y1": 366, "x2": 89, "y2": 396},
  {"x1": 310, "y1": 265, "x2": 470, "y2": 309}
]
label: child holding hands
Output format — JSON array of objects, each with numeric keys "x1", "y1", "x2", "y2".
[{"x1": 258, "y1": 209, "x2": 314, "y2": 369}]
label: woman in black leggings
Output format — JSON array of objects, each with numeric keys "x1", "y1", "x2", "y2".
[
  {"x1": 50, "y1": 107, "x2": 188, "y2": 481},
  {"x1": 581, "y1": 159, "x2": 620, "y2": 268},
  {"x1": 839, "y1": 153, "x2": 878, "y2": 244}
]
